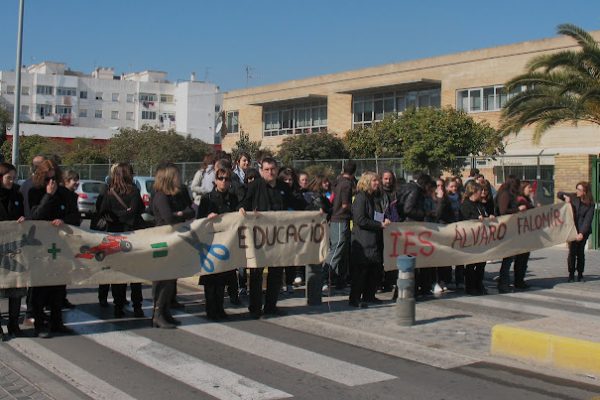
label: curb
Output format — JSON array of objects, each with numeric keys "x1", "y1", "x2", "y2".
[{"x1": 491, "y1": 324, "x2": 600, "y2": 377}]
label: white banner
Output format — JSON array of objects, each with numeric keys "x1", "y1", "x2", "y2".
[
  {"x1": 383, "y1": 203, "x2": 577, "y2": 269},
  {"x1": 0, "y1": 211, "x2": 329, "y2": 288}
]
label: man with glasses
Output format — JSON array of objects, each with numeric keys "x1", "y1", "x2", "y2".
[{"x1": 240, "y1": 157, "x2": 305, "y2": 318}]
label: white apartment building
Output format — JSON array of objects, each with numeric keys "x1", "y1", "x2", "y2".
[{"x1": 0, "y1": 61, "x2": 222, "y2": 144}]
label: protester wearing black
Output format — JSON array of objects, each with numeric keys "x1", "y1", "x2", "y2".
[
  {"x1": 397, "y1": 173, "x2": 433, "y2": 295},
  {"x1": 97, "y1": 163, "x2": 146, "y2": 318},
  {"x1": 349, "y1": 172, "x2": 390, "y2": 307},
  {"x1": 152, "y1": 164, "x2": 195, "y2": 328},
  {"x1": 197, "y1": 168, "x2": 239, "y2": 321},
  {"x1": 240, "y1": 157, "x2": 305, "y2": 318},
  {"x1": 0, "y1": 163, "x2": 26, "y2": 340},
  {"x1": 380, "y1": 171, "x2": 400, "y2": 292},
  {"x1": 29, "y1": 160, "x2": 79, "y2": 338},
  {"x1": 513, "y1": 181, "x2": 535, "y2": 289},
  {"x1": 460, "y1": 181, "x2": 493, "y2": 295},
  {"x1": 558, "y1": 182, "x2": 594, "y2": 282},
  {"x1": 323, "y1": 161, "x2": 356, "y2": 292},
  {"x1": 428, "y1": 178, "x2": 454, "y2": 292},
  {"x1": 495, "y1": 175, "x2": 526, "y2": 293}
]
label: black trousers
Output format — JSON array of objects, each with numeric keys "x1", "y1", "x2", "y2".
[
  {"x1": 99, "y1": 283, "x2": 143, "y2": 308},
  {"x1": 349, "y1": 261, "x2": 379, "y2": 303},
  {"x1": 249, "y1": 267, "x2": 283, "y2": 313},
  {"x1": 32, "y1": 285, "x2": 63, "y2": 331},
  {"x1": 514, "y1": 252, "x2": 530, "y2": 284},
  {"x1": 568, "y1": 238, "x2": 588, "y2": 275},
  {"x1": 465, "y1": 262, "x2": 486, "y2": 292},
  {"x1": 202, "y1": 273, "x2": 226, "y2": 318}
]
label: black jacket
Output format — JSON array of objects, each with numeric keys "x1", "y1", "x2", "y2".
[
  {"x1": 398, "y1": 181, "x2": 426, "y2": 222},
  {"x1": 0, "y1": 187, "x2": 24, "y2": 221},
  {"x1": 558, "y1": 192, "x2": 594, "y2": 237},
  {"x1": 152, "y1": 190, "x2": 195, "y2": 227},
  {"x1": 241, "y1": 177, "x2": 305, "y2": 212},
  {"x1": 495, "y1": 189, "x2": 519, "y2": 216},
  {"x1": 351, "y1": 191, "x2": 383, "y2": 265},
  {"x1": 303, "y1": 190, "x2": 332, "y2": 218},
  {"x1": 98, "y1": 187, "x2": 145, "y2": 232},
  {"x1": 29, "y1": 186, "x2": 80, "y2": 226},
  {"x1": 197, "y1": 189, "x2": 239, "y2": 218},
  {"x1": 460, "y1": 199, "x2": 489, "y2": 221}
]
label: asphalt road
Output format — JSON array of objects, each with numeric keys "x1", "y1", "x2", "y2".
[{"x1": 1, "y1": 285, "x2": 598, "y2": 400}]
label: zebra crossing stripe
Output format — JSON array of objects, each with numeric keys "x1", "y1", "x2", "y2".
[
  {"x1": 85, "y1": 330, "x2": 292, "y2": 400},
  {"x1": 176, "y1": 312, "x2": 397, "y2": 386},
  {"x1": 9, "y1": 339, "x2": 137, "y2": 400},
  {"x1": 151, "y1": 242, "x2": 168, "y2": 258}
]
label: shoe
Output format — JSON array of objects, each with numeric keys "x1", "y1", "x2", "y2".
[
  {"x1": 348, "y1": 301, "x2": 368, "y2": 308},
  {"x1": 366, "y1": 297, "x2": 383, "y2": 304},
  {"x1": 263, "y1": 307, "x2": 287, "y2": 317},
  {"x1": 433, "y1": 283, "x2": 443, "y2": 294},
  {"x1": 497, "y1": 284, "x2": 511, "y2": 294},
  {"x1": 34, "y1": 330, "x2": 52, "y2": 339},
  {"x1": 293, "y1": 277, "x2": 303, "y2": 286},
  {"x1": 99, "y1": 299, "x2": 109, "y2": 308},
  {"x1": 24, "y1": 317, "x2": 35, "y2": 326},
  {"x1": 238, "y1": 288, "x2": 247, "y2": 296},
  {"x1": 514, "y1": 282, "x2": 530, "y2": 290},
  {"x1": 50, "y1": 325, "x2": 75, "y2": 335},
  {"x1": 248, "y1": 310, "x2": 263, "y2": 319},
  {"x1": 152, "y1": 315, "x2": 176, "y2": 329},
  {"x1": 163, "y1": 313, "x2": 181, "y2": 326},
  {"x1": 114, "y1": 307, "x2": 125, "y2": 318},
  {"x1": 171, "y1": 301, "x2": 185, "y2": 310},
  {"x1": 133, "y1": 307, "x2": 145, "y2": 318},
  {"x1": 62, "y1": 299, "x2": 76, "y2": 309},
  {"x1": 0, "y1": 327, "x2": 6, "y2": 342},
  {"x1": 7, "y1": 324, "x2": 24, "y2": 338},
  {"x1": 230, "y1": 296, "x2": 241, "y2": 306},
  {"x1": 286, "y1": 285, "x2": 294, "y2": 295},
  {"x1": 578, "y1": 274, "x2": 584, "y2": 282}
]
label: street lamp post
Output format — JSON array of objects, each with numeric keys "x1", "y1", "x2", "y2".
[{"x1": 12, "y1": 0, "x2": 25, "y2": 166}]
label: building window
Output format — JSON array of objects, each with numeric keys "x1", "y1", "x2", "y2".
[
  {"x1": 111, "y1": 111, "x2": 119, "y2": 120},
  {"x1": 126, "y1": 94, "x2": 134, "y2": 103},
  {"x1": 36, "y1": 85, "x2": 53, "y2": 95},
  {"x1": 263, "y1": 102, "x2": 327, "y2": 136},
  {"x1": 57, "y1": 87, "x2": 77, "y2": 96},
  {"x1": 160, "y1": 94, "x2": 173, "y2": 103},
  {"x1": 95, "y1": 92, "x2": 103, "y2": 101},
  {"x1": 6, "y1": 86, "x2": 15, "y2": 95},
  {"x1": 79, "y1": 109, "x2": 88, "y2": 118},
  {"x1": 35, "y1": 104, "x2": 52, "y2": 117},
  {"x1": 112, "y1": 93, "x2": 119, "y2": 102},
  {"x1": 456, "y1": 84, "x2": 527, "y2": 113},
  {"x1": 226, "y1": 111, "x2": 239, "y2": 134},
  {"x1": 55, "y1": 105, "x2": 72, "y2": 115},
  {"x1": 21, "y1": 86, "x2": 29, "y2": 95},
  {"x1": 142, "y1": 111, "x2": 156, "y2": 120},
  {"x1": 139, "y1": 93, "x2": 157, "y2": 102},
  {"x1": 352, "y1": 88, "x2": 440, "y2": 128},
  {"x1": 126, "y1": 111, "x2": 134, "y2": 121},
  {"x1": 80, "y1": 91, "x2": 88, "y2": 99},
  {"x1": 95, "y1": 110, "x2": 103, "y2": 118},
  {"x1": 20, "y1": 105, "x2": 29, "y2": 114}
]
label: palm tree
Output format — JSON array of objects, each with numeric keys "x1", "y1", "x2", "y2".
[{"x1": 500, "y1": 24, "x2": 600, "y2": 143}]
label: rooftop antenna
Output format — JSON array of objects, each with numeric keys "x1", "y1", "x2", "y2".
[
  {"x1": 204, "y1": 67, "x2": 211, "y2": 82},
  {"x1": 244, "y1": 65, "x2": 254, "y2": 87}
]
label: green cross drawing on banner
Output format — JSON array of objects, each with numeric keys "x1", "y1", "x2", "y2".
[{"x1": 47, "y1": 243, "x2": 61, "y2": 260}]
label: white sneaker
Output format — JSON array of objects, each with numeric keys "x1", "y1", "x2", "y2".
[
  {"x1": 293, "y1": 277, "x2": 303, "y2": 286},
  {"x1": 433, "y1": 283, "x2": 443, "y2": 294}
]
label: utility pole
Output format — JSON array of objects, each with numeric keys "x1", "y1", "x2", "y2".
[
  {"x1": 12, "y1": 0, "x2": 25, "y2": 166},
  {"x1": 244, "y1": 65, "x2": 254, "y2": 87}
]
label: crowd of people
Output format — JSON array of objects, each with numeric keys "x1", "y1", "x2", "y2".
[{"x1": 0, "y1": 154, "x2": 594, "y2": 339}]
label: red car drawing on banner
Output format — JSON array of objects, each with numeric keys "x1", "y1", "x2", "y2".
[{"x1": 76, "y1": 235, "x2": 133, "y2": 261}]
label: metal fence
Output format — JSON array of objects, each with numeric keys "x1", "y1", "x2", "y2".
[{"x1": 16, "y1": 162, "x2": 204, "y2": 184}]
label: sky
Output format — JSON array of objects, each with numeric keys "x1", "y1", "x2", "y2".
[{"x1": 1, "y1": 0, "x2": 600, "y2": 92}]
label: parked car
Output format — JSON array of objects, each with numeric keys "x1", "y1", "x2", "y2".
[
  {"x1": 133, "y1": 176, "x2": 155, "y2": 209},
  {"x1": 75, "y1": 179, "x2": 107, "y2": 218}
]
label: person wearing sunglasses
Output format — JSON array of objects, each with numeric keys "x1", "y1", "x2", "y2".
[{"x1": 197, "y1": 168, "x2": 239, "y2": 321}]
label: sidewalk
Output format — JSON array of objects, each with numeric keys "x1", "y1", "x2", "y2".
[{"x1": 183, "y1": 245, "x2": 600, "y2": 386}]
